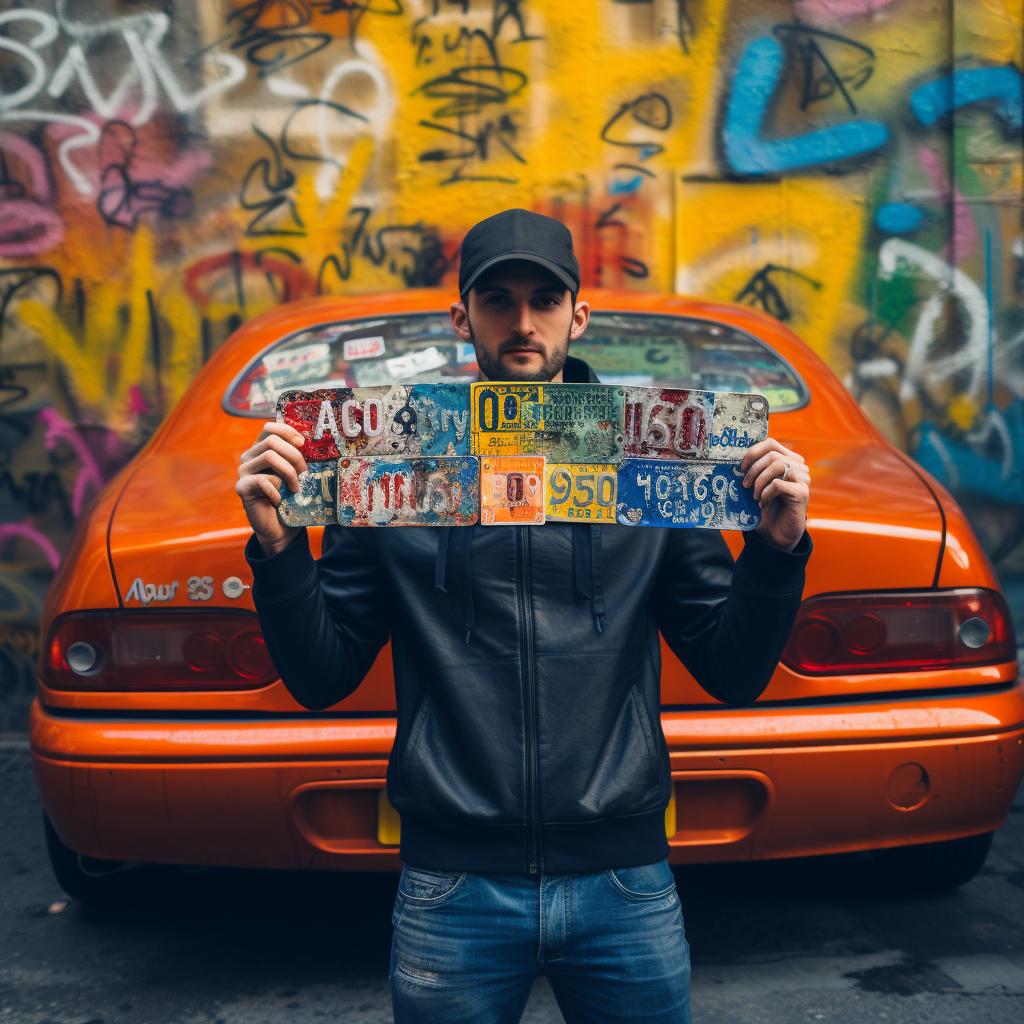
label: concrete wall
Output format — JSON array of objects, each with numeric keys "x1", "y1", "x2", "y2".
[{"x1": 0, "y1": 0, "x2": 1021, "y2": 725}]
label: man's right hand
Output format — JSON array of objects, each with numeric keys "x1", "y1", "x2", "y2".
[{"x1": 236, "y1": 423, "x2": 308, "y2": 557}]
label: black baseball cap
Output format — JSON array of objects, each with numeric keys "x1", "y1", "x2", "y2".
[{"x1": 459, "y1": 208, "x2": 580, "y2": 299}]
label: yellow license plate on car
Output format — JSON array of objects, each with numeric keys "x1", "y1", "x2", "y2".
[{"x1": 545, "y1": 463, "x2": 618, "y2": 523}]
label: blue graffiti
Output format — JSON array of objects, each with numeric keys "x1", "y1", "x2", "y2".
[
  {"x1": 608, "y1": 175, "x2": 643, "y2": 195},
  {"x1": 911, "y1": 66, "x2": 1023, "y2": 128},
  {"x1": 876, "y1": 202, "x2": 923, "y2": 233},
  {"x1": 723, "y1": 37, "x2": 888, "y2": 175},
  {"x1": 914, "y1": 400, "x2": 1024, "y2": 505}
]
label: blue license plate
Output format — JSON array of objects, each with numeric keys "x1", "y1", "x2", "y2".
[{"x1": 615, "y1": 459, "x2": 761, "y2": 530}]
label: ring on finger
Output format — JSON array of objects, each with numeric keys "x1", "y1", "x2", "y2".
[{"x1": 782, "y1": 463, "x2": 791, "y2": 482}]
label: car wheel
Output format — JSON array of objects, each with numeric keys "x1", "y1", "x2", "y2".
[
  {"x1": 870, "y1": 831, "x2": 994, "y2": 894},
  {"x1": 43, "y1": 812, "x2": 153, "y2": 903}
]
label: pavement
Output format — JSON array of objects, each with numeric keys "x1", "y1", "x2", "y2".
[{"x1": 2, "y1": 738, "x2": 1023, "y2": 1024}]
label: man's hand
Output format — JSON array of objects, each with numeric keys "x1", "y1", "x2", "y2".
[
  {"x1": 236, "y1": 423, "x2": 308, "y2": 557},
  {"x1": 740, "y1": 439, "x2": 810, "y2": 552}
]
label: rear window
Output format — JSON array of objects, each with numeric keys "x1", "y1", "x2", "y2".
[{"x1": 224, "y1": 311, "x2": 808, "y2": 417}]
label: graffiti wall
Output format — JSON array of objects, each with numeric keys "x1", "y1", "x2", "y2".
[{"x1": 0, "y1": 0, "x2": 1021, "y2": 726}]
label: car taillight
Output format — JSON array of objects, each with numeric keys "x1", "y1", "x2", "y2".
[
  {"x1": 781, "y1": 588, "x2": 1015, "y2": 675},
  {"x1": 40, "y1": 610, "x2": 279, "y2": 691}
]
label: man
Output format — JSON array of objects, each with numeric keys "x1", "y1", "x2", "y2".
[{"x1": 236, "y1": 209, "x2": 812, "y2": 1023}]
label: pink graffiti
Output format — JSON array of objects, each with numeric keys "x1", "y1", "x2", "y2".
[
  {"x1": 0, "y1": 523, "x2": 61, "y2": 570},
  {"x1": 795, "y1": 0, "x2": 901, "y2": 17},
  {"x1": 37, "y1": 408, "x2": 106, "y2": 517},
  {"x1": 45, "y1": 112, "x2": 212, "y2": 208},
  {"x1": 129, "y1": 384, "x2": 149, "y2": 415},
  {"x1": 916, "y1": 146, "x2": 976, "y2": 262},
  {"x1": 0, "y1": 133, "x2": 64, "y2": 257}
]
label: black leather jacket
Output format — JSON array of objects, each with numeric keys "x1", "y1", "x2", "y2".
[{"x1": 246, "y1": 359, "x2": 812, "y2": 874}]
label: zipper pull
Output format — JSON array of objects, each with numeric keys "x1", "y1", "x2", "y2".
[{"x1": 529, "y1": 864, "x2": 537, "y2": 874}]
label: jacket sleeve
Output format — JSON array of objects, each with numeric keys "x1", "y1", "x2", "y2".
[
  {"x1": 245, "y1": 525, "x2": 389, "y2": 710},
  {"x1": 651, "y1": 528, "x2": 812, "y2": 706}
]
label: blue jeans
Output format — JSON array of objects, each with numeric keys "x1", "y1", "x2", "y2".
[{"x1": 389, "y1": 859, "x2": 691, "y2": 1023}]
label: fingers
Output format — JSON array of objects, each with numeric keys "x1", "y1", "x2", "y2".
[
  {"x1": 242, "y1": 423, "x2": 306, "y2": 464},
  {"x1": 236, "y1": 474, "x2": 283, "y2": 508},
  {"x1": 757, "y1": 477, "x2": 810, "y2": 509},
  {"x1": 240, "y1": 434, "x2": 308, "y2": 489},
  {"x1": 742, "y1": 442, "x2": 805, "y2": 489},
  {"x1": 752, "y1": 457, "x2": 810, "y2": 502},
  {"x1": 240, "y1": 447, "x2": 304, "y2": 493}
]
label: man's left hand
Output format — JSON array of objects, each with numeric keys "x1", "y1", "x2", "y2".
[{"x1": 740, "y1": 439, "x2": 810, "y2": 552}]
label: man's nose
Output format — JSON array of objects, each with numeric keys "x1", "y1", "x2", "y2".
[{"x1": 512, "y1": 300, "x2": 535, "y2": 337}]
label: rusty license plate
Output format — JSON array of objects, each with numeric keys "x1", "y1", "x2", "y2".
[
  {"x1": 480, "y1": 456, "x2": 546, "y2": 525},
  {"x1": 472, "y1": 384, "x2": 624, "y2": 463},
  {"x1": 615, "y1": 459, "x2": 761, "y2": 530},
  {"x1": 278, "y1": 385, "x2": 471, "y2": 459},
  {"x1": 623, "y1": 389, "x2": 768, "y2": 462},
  {"x1": 276, "y1": 459, "x2": 337, "y2": 527},
  {"x1": 545, "y1": 464, "x2": 618, "y2": 523},
  {"x1": 336, "y1": 456, "x2": 479, "y2": 526},
  {"x1": 711, "y1": 392, "x2": 769, "y2": 459}
]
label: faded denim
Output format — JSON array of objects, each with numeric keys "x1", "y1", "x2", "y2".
[{"x1": 389, "y1": 859, "x2": 691, "y2": 1023}]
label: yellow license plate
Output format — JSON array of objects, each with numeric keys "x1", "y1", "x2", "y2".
[{"x1": 545, "y1": 463, "x2": 618, "y2": 523}]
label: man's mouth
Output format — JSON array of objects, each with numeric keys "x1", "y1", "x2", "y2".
[{"x1": 501, "y1": 343, "x2": 544, "y2": 358}]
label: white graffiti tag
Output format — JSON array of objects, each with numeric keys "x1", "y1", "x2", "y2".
[{"x1": 0, "y1": 4, "x2": 246, "y2": 195}]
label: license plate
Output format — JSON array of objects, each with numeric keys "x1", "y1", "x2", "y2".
[
  {"x1": 480, "y1": 456, "x2": 546, "y2": 525},
  {"x1": 408, "y1": 383, "x2": 472, "y2": 456},
  {"x1": 710, "y1": 392, "x2": 770, "y2": 459},
  {"x1": 622, "y1": 388, "x2": 714, "y2": 460},
  {"x1": 471, "y1": 384, "x2": 624, "y2": 463},
  {"x1": 278, "y1": 385, "x2": 472, "y2": 458},
  {"x1": 276, "y1": 459, "x2": 337, "y2": 527},
  {"x1": 615, "y1": 459, "x2": 761, "y2": 530},
  {"x1": 545, "y1": 463, "x2": 618, "y2": 523},
  {"x1": 336, "y1": 457, "x2": 479, "y2": 526}
]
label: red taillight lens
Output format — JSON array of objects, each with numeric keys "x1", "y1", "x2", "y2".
[
  {"x1": 782, "y1": 588, "x2": 1015, "y2": 675},
  {"x1": 40, "y1": 611, "x2": 278, "y2": 691}
]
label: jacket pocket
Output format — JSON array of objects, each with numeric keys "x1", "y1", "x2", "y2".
[{"x1": 399, "y1": 691, "x2": 431, "y2": 789}]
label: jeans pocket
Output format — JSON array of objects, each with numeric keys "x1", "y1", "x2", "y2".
[
  {"x1": 607, "y1": 859, "x2": 678, "y2": 902},
  {"x1": 398, "y1": 865, "x2": 467, "y2": 905}
]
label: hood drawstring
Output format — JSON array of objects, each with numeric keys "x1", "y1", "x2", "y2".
[
  {"x1": 435, "y1": 527, "x2": 451, "y2": 592},
  {"x1": 572, "y1": 524, "x2": 606, "y2": 634},
  {"x1": 461, "y1": 525, "x2": 475, "y2": 643},
  {"x1": 435, "y1": 526, "x2": 475, "y2": 643}
]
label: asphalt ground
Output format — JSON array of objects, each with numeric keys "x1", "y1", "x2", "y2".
[{"x1": 2, "y1": 739, "x2": 1022, "y2": 1024}]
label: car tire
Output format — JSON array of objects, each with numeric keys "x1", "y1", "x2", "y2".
[
  {"x1": 43, "y1": 812, "x2": 155, "y2": 903},
  {"x1": 870, "y1": 831, "x2": 994, "y2": 894}
]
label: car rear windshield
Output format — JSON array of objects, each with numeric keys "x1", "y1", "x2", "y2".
[{"x1": 224, "y1": 311, "x2": 808, "y2": 417}]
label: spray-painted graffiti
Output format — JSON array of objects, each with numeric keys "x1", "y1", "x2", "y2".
[{"x1": 0, "y1": 0, "x2": 1022, "y2": 726}]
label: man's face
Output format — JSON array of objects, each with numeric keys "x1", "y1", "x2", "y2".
[{"x1": 450, "y1": 260, "x2": 589, "y2": 382}]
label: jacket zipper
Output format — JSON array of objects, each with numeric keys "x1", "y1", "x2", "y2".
[{"x1": 515, "y1": 526, "x2": 541, "y2": 874}]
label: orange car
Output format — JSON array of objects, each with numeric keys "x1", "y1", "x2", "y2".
[{"x1": 31, "y1": 290, "x2": 1024, "y2": 901}]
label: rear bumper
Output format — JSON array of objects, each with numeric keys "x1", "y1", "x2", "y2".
[{"x1": 30, "y1": 684, "x2": 1024, "y2": 870}]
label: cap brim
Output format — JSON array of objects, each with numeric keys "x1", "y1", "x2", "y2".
[{"x1": 462, "y1": 252, "x2": 578, "y2": 297}]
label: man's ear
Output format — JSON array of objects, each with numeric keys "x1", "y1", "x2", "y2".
[
  {"x1": 450, "y1": 297, "x2": 472, "y2": 341},
  {"x1": 570, "y1": 298, "x2": 590, "y2": 341}
]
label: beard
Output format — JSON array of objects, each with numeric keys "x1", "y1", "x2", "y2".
[{"x1": 468, "y1": 318, "x2": 571, "y2": 383}]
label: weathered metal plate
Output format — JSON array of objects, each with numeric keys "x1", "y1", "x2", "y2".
[
  {"x1": 622, "y1": 388, "x2": 714, "y2": 460},
  {"x1": 480, "y1": 456, "x2": 546, "y2": 525},
  {"x1": 408, "y1": 383, "x2": 472, "y2": 456},
  {"x1": 277, "y1": 386, "x2": 417, "y2": 459},
  {"x1": 278, "y1": 385, "x2": 472, "y2": 459},
  {"x1": 711, "y1": 392, "x2": 770, "y2": 459},
  {"x1": 277, "y1": 459, "x2": 337, "y2": 527},
  {"x1": 336, "y1": 457, "x2": 479, "y2": 526},
  {"x1": 471, "y1": 384, "x2": 624, "y2": 463},
  {"x1": 615, "y1": 459, "x2": 761, "y2": 530},
  {"x1": 545, "y1": 463, "x2": 618, "y2": 523}
]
